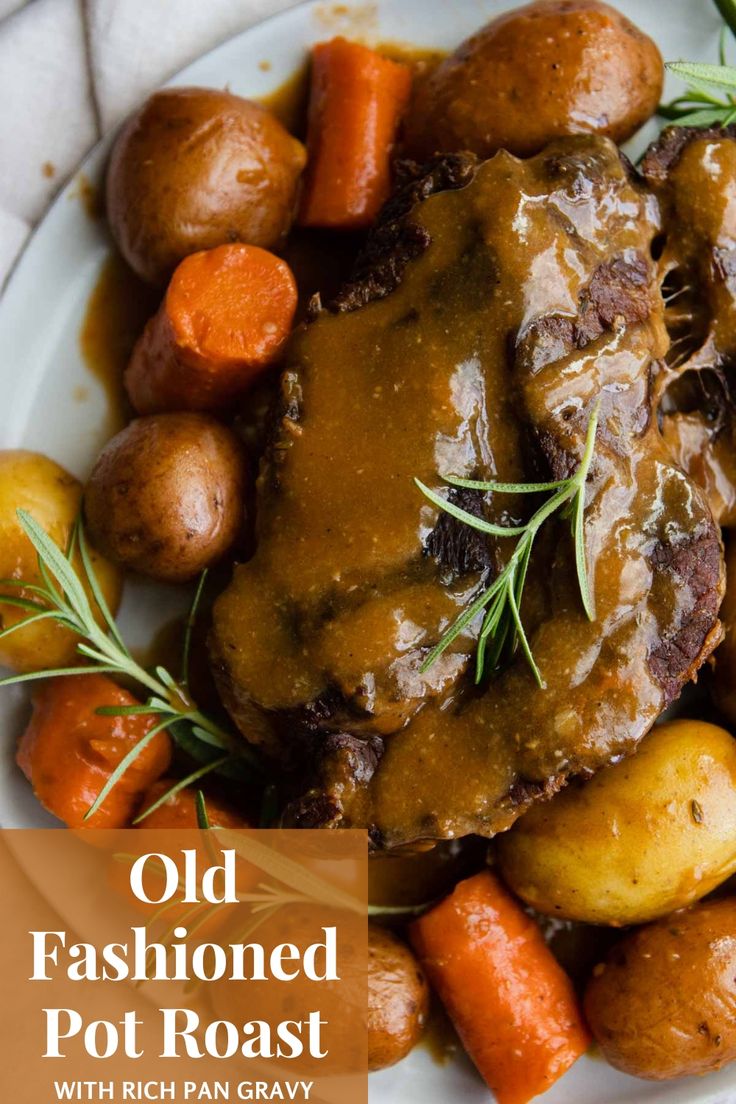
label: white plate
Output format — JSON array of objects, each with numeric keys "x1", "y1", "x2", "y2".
[{"x1": 0, "y1": 1, "x2": 733, "y2": 1100}]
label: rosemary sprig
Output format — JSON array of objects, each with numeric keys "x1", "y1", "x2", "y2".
[
  {"x1": 0, "y1": 510, "x2": 257, "y2": 819},
  {"x1": 416, "y1": 404, "x2": 599, "y2": 689},
  {"x1": 660, "y1": 3, "x2": 736, "y2": 126}
]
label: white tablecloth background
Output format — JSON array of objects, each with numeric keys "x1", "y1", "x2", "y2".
[{"x1": 0, "y1": 0, "x2": 301, "y2": 287}]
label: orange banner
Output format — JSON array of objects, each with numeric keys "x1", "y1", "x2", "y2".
[{"x1": 0, "y1": 829, "x2": 368, "y2": 1104}]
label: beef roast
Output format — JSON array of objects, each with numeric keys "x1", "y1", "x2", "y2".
[{"x1": 210, "y1": 135, "x2": 724, "y2": 848}]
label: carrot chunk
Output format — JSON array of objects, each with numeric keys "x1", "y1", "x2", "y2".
[
  {"x1": 16, "y1": 674, "x2": 172, "y2": 829},
  {"x1": 134, "y1": 781, "x2": 250, "y2": 829},
  {"x1": 298, "y1": 37, "x2": 412, "y2": 229},
  {"x1": 125, "y1": 242, "x2": 298, "y2": 414},
  {"x1": 410, "y1": 870, "x2": 590, "y2": 1104}
]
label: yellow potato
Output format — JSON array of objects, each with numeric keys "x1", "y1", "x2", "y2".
[
  {"x1": 497, "y1": 719, "x2": 736, "y2": 925},
  {"x1": 0, "y1": 451, "x2": 122, "y2": 673}
]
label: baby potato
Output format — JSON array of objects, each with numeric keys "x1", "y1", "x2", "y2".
[
  {"x1": 368, "y1": 925, "x2": 429, "y2": 1071},
  {"x1": 107, "y1": 87, "x2": 307, "y2": 284},
  {"x1": 403, "y1": 0, "x2": 663, "y2": 160},
  {"x1": 83, "y1": 413, "x2": 245, "y2": 583},
  {"x1": 497, "y1": 719, "x2": 736, "y2": 925},
  {"x1": 584, "y1": 898, "x2": 736, "y2": 1080},
  {"x1": 0, "y1": 451, "x2": 121, "y2": 674}
]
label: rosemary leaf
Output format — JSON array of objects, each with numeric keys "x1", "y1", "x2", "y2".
[
  {"x1": 0, "y1": 609, "x2": 63, "y2": 643},
  {"x1": 17, "y1": 510, "x2": 93, "y2": 626},
  {"x1": 573, "y1": 485, "x2": 593, "y2": 619},
  {"x1": 674, "y1": 106, "x2": 736, "y2": 125},
  {"x1": 507, "y1": 578, "x2": 543, "y2": 688},
  {"x1": 667, "y1": 59, "x2": 736, "y2": 93},
  {"x1": 0, "y1": 578, "x2": 59, "y2": 600},
  {"x1": 85, "y1": 714, "x2": 182, "y2": 820},
  {"x1": 368, "y1": 901, "x2": 435, "y2": 917},
  {"x1": 95, "y1": 703, "x2": 169, "y2": 717},
  {"x1": 414, "y1": 480, "x2": 527, "y2": 537},
  {"x1": 155, "y1": 666, "x2": 179, "y2": 693},
  {"x1": 182, "y1": 570, "x2": 208, "y2": 687},
  {"x1": 0, "y1": 594, "x2": 53, "y2": 614},
  {"x1": 419, "y1": 571, "x2": 507, "y2": 673},
  {"x1": 37, "y1": 552, "x2": 65, "y2": 609},
  {"x1": 195, "y1": 790, "x2": 211, "y2": 830},
  {"x1": 190, "y1": 724, "x2": 231, "y2": 750},
  {"x1": 133, "y1": 755, "x2": 231, "y2": 824},
  {"x1": 417, "y1": 404, "x2": 600, "y2": 686},
  {"x1": 445, "y1": 475, "x2": 567, "y2": 494},
  {"x1": 475, "y1": 582, "x2": 510, "y2": 681},
  {"x1": 77, "y1": 643, "x2": 121, "y2": 666},
  {"x1": 77, "y1": 521, "x2": 129, "y2": 656},
  {"x1": 0, "y1": 664, "x2": 121, "y2": 688}
]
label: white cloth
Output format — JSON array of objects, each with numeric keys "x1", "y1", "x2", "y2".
[{"x1": 0, "y1": 0, "x2": 301, "y2": 286}]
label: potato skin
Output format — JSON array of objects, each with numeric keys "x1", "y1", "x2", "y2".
[
  {"x1": 83, "y1": 414, "x2": 245, "y2": 583},
  {"x1": 497, "y1": 720, "x2": 736, "y2": 925},
  {"x1": 368, "y1": 925, "x2": 429, "y2": 1071},
  {"x1": 107, "y1": 88, "x2": 306, "y2": 284},
  {"x1": 404, "y1": 0, "x2": 663, "y2": 160},
  {"x1": 584, "y1": 898, "x2": 736, "y2": 1080},
  {"x1": 0, "y1": 451, "x2": 121, "y2": 673}
]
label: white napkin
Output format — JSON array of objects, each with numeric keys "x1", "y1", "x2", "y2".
[{"x1": 0, "y1": 0, "x2": 301, "y2": 287}]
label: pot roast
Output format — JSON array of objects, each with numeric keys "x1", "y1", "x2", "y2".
[{"x1": 210, "y1": 133, "x2": 724, "y2": 848}]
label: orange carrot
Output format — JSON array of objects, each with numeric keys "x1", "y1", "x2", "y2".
[
  {"x1": 410, "y1": 870, "x2": 590, "y2": 1104},
  {"x1": 134, "y1": 781, "x2": 250, "y2": 829},
  {"x1": 125, "y1": 243, "x2": 298, "y2": 414},
  {"x1": 298, "y1": 37, "x2": 412, "y2": 229},
  {"x1": 17, "y1": 674, "x2": 172, "y2": 829}
]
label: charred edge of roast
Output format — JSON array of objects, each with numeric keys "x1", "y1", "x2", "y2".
[
  {"x1": 424, "y1": 485, "x2": 495, "y2": 576},
  {"x1": 281, "y1": 733, "x2": 384, "y2": 830},
  {"x1": 516, "y1": 251, "x2": 653, "y2": 376},
  {"x1": 507, "y1": 775, "x2": 566, "y2": 806},
  {"x1": 641, "y1": 124, "x2": 736, "y2": 187},
  {"x1": 577, "y1": 253, "x2": 652, "y2": 338},
  {"x1": 330, "y1": 152, "x2": 478, "y2": 314},
  {"x1": 648, "y1": 523, "x2": 723, "y2": 704}
]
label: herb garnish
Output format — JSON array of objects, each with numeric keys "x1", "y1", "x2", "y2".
[
  {"x1": 0, "y1": 510, "x2": 258, "y2": 819},
  {"x1": 415, "y1": 404, "x2": 599, "y2": 690},
  {"x1": 660, "y1": 1, "x2": 736, "y2": 126}
]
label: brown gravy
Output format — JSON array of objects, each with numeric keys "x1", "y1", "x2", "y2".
[{"x1": 79, "y1": 253, "x2": 159, "y2": 437}]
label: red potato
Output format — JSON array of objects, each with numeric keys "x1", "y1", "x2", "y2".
[
  {"x1": 404, "y1": 0, "x2": 663, "y2": 159},
  {"x1": 107, "y1": 87, "x2": 306, "y2": 285},
  {"x1": 368, "y1": 924, "x2": 429, "y2": 1070},
  {"x1": 584, "y1": 898, "x2": 736, "y2": 1080},
  {"x1": 84, "y1": 413, "x2": 246, "y2": 583}
]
